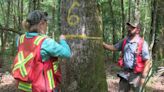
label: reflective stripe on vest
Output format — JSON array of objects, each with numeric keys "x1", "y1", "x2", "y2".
[
  {"x1": 53, "y1": 61, "x2": 59, "y2": 73},
  {"x1": 13, "y1": 51, "x2": 33, "y2": 77},
  {"x1": 47, "y1": 69, "x2": 55, "y2": 89},
  {"x1": 34, "y1": 36, "x2": 46, "y2": 45},
  {"x1": 18, "y1": 81, "x2": 32, "y2": 92},
  {"x1": 19, "y1": 34, "x2": 25, "y2": 44}
]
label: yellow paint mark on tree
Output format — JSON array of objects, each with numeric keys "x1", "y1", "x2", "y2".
[{"x1": 67, "y1": 1, "x2": 80, "y2": 26}]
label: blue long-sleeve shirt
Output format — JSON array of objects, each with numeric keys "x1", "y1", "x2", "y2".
[{"x1": 17, "y1": 32, "x2": 71, "y2": 62}]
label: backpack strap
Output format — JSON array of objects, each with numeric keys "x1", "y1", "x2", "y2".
[
  {"x1": 121, "y1": 38, "x2": 127, "y2": 53},
  {"x1": 136, "y1": 37, "x2": 144, "y2": 55},
  {"x1": 118, "y1": 38, "x2": 127, "y2": 67}
]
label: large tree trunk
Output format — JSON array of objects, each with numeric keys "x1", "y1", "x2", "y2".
[{"x1": 60, "y1": 0, "x2": 107, "y2": 92}]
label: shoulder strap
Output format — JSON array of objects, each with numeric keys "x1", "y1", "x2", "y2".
[
  {"x1": 122, "y1": 38, "x2": 127, "y2": 53},
  {"x1": 137, "y1": 37, "x2": 144, "y2": 54}
]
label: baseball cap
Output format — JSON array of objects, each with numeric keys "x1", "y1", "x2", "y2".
[
  {"x1": 126, "y1": 22, "x2": 140, "y2": 28},
  {"x1": 26, "y1": 10, "x2": 50, "y2": 26}
]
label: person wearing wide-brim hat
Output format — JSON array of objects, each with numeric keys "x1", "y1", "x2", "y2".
[
  {"x1": 12, "y1": 10, "x2": 71, "y2": 92},
  {"x1": 103, "y1": 22, "x2": 151, "y2": 92}
]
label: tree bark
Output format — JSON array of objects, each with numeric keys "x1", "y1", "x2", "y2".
[
  {"x1": 149, "y1": 0, "x2": 157, "y2": 59},
  {"x1": 33, "y1": 0, "x2": 36, "y2": 10},
  {"x1": 29, "y1": 0, "x2": 31, "y2": 12},
  {"x1": 0, "y1": 1, "x2": 5, "y2": 56},
  {"x1": 37, "y1": 0, "x2": 40, "y2": 9},
  {"x1": 21, "y1": 0, "x2": 23, "y2": 27},
  {"x1": 141, "y1": 0, "x2": 157, "y2": 91},
  {"x1": 128, "y1": 0, "x2": 131, "y2": 22},
  {"x1": 29, "y1": 0, "x2": 37, "y2": 12},
  {"x1": 134, "y1": 0, "x2": 140, "y2": 23},
  {"x1": 108, "y1": 0, "x2": 117, "y2": 63},
  {"x1": 60, "y1": 0, "x2": 107, "y2": 92},
  {"x1": 121, "y1": 0, "x2": 125, "y2": 38},
  {"x1": 18, "y1": 0, "x2": 22, "y2": 31},
  {"x1": 0, "y1": 0, "x2": 11, "y2": 70}
]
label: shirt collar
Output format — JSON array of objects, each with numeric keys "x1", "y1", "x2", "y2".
[
  {"x1": 25, "y1": 32, "x2": 39, "y2": 38},
  {"x1": 127, "y1": 35, "x2": 140, "y2": 43}
]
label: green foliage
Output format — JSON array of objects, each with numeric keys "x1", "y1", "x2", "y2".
[
  {"x1": 97, "y1": 0, "x2": 108, "y2": 5},
  {"x1": 40, "y1": 0, "x2": 57, "y2": 12},
  {"x1": 0, "y1": 0, "x2": 163, "y2": 79}
]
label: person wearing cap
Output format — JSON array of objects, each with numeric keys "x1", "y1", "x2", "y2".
[
  {"x1": 12, "y1": 10, "x2": 71, "y2": 92},
  {"x1": 103, "y1": 22, "x2": 151, "y2": 92}
]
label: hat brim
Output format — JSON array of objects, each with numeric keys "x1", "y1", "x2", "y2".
[
  {"x1": 43, "y1": 11, "x2": 51, "y2": 21},
  {"x1": 44, "y1": 16, "x2": 52, "y2": 21},
  {"x1": 126, "y1": 22, "x2": 136, "y2": 28}
]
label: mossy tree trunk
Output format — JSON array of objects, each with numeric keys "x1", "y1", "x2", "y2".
[{"x1": 60, "y1": 0, "x2": 107, "y2": 92}]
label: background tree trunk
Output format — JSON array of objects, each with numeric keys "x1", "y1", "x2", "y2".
[
  {"x1": 128, "y1": 0, "x2": 131, "y2": 22},
  {"x1": 29, "y1": 0, "x2": 40, "y2": 12},
  {"x1": 121, "y1": 0, "x2": 125, "y2": 38},
  {"x1": 60, "y1": 0, "x2": 107, "y2": 91},
  {"x1": 0, "y1": 0, "x2": 10, "y2": 69},
  {"x1": 134, "y1": 0, "x2": 140, "y2": 23},
  {"x1": 150, "y1": 0, "x2": 157, "y2": 60},
  {"x1": 108, "y1": 0, "x2": 117, "y2": 63}
]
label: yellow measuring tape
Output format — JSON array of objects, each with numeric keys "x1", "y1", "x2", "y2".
[{"x1": 65, "y1": 34, "x2": 102, "y2": 40}]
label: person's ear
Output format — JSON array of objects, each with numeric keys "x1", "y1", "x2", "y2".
[
  {"x1": 39, "y1": 20, "x2": 45, "y2": 25},
  {"x1": 38, "y1": 20, "x2": 47, "y2": 34},
  {"x1": 37, "y1": 21, "x2": 43, "y2": 33}
]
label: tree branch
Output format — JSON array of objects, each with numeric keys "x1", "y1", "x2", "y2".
[{"x1": 0, "y1": 25, "x2": 22, "y2": 35}]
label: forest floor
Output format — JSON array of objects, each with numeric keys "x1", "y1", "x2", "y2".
[
  {"x1": 105, "y1": 63, "x2": 164, "y2": 92},
  {"x1": 0, "y1": 63, "x2": 164, "y2": 92}
]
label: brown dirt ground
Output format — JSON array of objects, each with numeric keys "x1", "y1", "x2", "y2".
[
  {"x1": 0, "y1": 64, "x2": 164, "y2": 92},
  {"x1": 105, "y1": 63, "x2": 164, "y2": 92}
]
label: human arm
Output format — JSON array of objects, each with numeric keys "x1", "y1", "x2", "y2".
[
  {"x1": 140, "y1": 41, "x2": 152, "y2": 85},
  {"x1": 140, "y1": 59, "x2": 152, "y2": 87},
  {"x1": 103, "y1": 42, "x2": 118, "y2": 51},
  {"x1": 141, "y1": 60, "x2": 152, "y2": 78},
  {"x1": 41, "y1": 35, "x2": 71, "y2": 61},
  {"x1": 103, "y1": 39, "x2": 123, "y2": 51}
]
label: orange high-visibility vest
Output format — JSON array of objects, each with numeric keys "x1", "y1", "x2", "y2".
[
  {"x1": 118, "y1": 37, "x2": 145, "y2": 73},
  {"x1": 12, "y1": 34, "x2": 61, "y2": 92}
]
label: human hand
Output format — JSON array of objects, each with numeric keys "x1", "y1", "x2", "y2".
[
  {"x1": 103, "y1": 42, "x2": 108, "y2": 49},
  {"x1": 60, "y1": 34, "x2": 66, "y2": 40}
]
